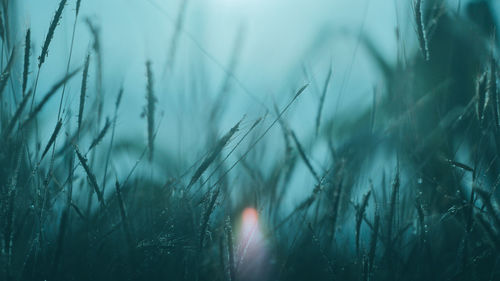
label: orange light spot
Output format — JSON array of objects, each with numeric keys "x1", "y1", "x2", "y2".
[
  {"x1": 237, "y1": 207, "x2": 269, "y2": 280},
  {"x1": 241, "y1": 208, "x2": 259, "y2": 235}
]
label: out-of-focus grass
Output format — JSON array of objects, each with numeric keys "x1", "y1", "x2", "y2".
[{"x1": 1, "y1": 1, "x2": 500, "y2": 280}]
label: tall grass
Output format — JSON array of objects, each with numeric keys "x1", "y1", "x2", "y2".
[{"x1": 1, "y1": 1, "x2": 500, "y2": 281}]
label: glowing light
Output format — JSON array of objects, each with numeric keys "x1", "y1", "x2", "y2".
[
  {"x1": 236, "y1": 207, "x2": 269, "y2": 281},
  {"x1": 241, "y1": 208, "x2": 259, "y2": 237}
]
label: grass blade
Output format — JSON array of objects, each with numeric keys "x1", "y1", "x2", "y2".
[
  {"x1": 75, "y1": 146, "x2": 105, "y2": 208},
  {"x1": 78, "y1": 53, "x2": 91, "y2": 133},
  {"x1": 145, "y1": 60, "x2": 156, "y2": 161},
  {"x1": 414, "y1": 0, "x2": 429, "y2": 61},
  {"x1": 22, "y1": 67, "x2": 81, "y2": 128},
  {"x1": 355, "y1": 190, "x2": 372, "y2": 253},
  {"x1": 38, "y1": 0, "x2": 68, "y2": 68},
  {"x1": 41, "y1": 119, "x2": 63, "y2": 161},
  {"x1": 315, "y1": 65, "x2": 332, "y2": 136},
  {"x1": 290, "y1": 130, "x2": 320, "y2": 183},
  {"x1": 22, "y1": 28, "x2": 30, "y2": 94},
  {"x1": 0, "y1": 47, "x2": 16, "y2": 98},
  {"x1": 187, "y1": 119, "x2": 242, "y2": 189},
  {"x1": 88, "y1": 117, "x2": 111, "y2": 151}
]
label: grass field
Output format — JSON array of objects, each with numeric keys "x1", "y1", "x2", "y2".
[{"x1": 1, "y1": 0, "x2": 500, "y2": 280}]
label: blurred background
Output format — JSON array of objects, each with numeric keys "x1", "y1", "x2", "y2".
[
  {"x1": 8, "y1": 0, "x2": 498, "y2": 233},
  {"x1": 15, "y1": 0, "x2": 427, "y2": 204},
  {"x1": 12, "y1": 0, "x2": 500, "y2": 213},
  {"x1": 2, "y1": 0, "x2": 500, "y2": 280}
]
